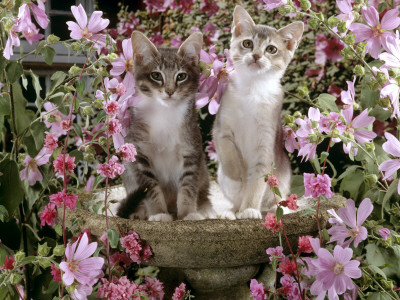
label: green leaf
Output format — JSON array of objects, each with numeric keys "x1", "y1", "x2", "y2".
[
  {"x1": 73, "y1": 123, "x2": 83, "y2": 141},
  {"x1": 365, "y1": 244, "x2": 400, "y2": 280},
  {"x1": 0, "y1": 248, "x2": 6, "y2": 267},
  {"x1": 41, "y1": 46, "x2": 56, "y2": 65},
  {"x1": 107, "y1": 229, "x2": 120, "y2": 248},
  {"x1": 0, "y1": 97, "x2": 10, "y2": 116},
  {"x1": 366, "y1": 292, "x2": 391, "y2": 300},
  {"x1": 0, "y1": 55, "x2": 7, "y2": 74},
  {"x1": 69, "y1": 149, "x2": 83, "y2": 163},
  {"x1": 361, "y1": 80, "x2": 379, "y2": 108},
  {"x1": 0, "y1": 159, "x2": 24, "y2": 216},
  {"x1": 377, "y1": 2, "x2": 388, "y2": 13},
  {"x1": 273, "y1": 186, "x2": 282, "y2": 198},
  {"x1": 29, "y1": 121, "x2": 47, "y2": 151},
  {"x1": 339, "y1": 169, "x2": 364, "y2": 200},
  {"x1": 12, "y1": 82, "x2": 34, "y2": 134},
  {"x1": 368, "y1": 265, "x2": 387, "y2": 280},
  {"x1": 317, "y1": 93, "x2": 339, "y2": 112},
  {"x1": 5, "y1": 62, "x2": 23, "y2": 83},
  {"x1": 29, "y1": 70, "x2": 43, "y2": 110},
  {"x1": 0, "y1": 205, "x2": 9, "y2": 222},
  {"x1": 291, "y1": 175, "x2": 305, "y2": 197},
  {"x1": 47, "y1": 71, "x2": 66, "y2": 96},
  {"x1": 300, "y1": 207, "x2": 316, "y2": 216},
  {"x1": 34, "y1": 40, "x2": 46, "y2": 58},
  {"x1": 337, "y1": 165, "x2": 360, "y2": 181},
  {"x1": 76, "y1": 79, "x2": 85, "y2": 96},
  {"x1": 381, "y1": 179, "x2": 398, "y2": 218},
  {"x1": 309, "y1": 157, "x2": 321, "y2": 174},
  {"x1": 276, "y1": 206, "x2": 283, "y2": 222}
]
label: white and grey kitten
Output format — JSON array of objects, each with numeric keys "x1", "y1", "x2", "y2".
[
  {"x1": 117, "y1": 31, "x2": 215, "y2": 221},
  {"x1": 213, "y1": 5, "x2": 304, "y2": 219}
]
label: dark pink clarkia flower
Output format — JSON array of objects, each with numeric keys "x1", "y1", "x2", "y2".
[
  {"x1": 379, "y1": 132, "x2": 400, "y2": 194},
  {"x1": 350, "y1": 7, "x2": 400, "y2": 58},
  {"x1": 20, "y1": 147, "x2": 51, "y2": 185},
  {"x1": 172, "y1": 283, "x2": 186, "y2": 300},
  {"x1": 327, "y1": 198, "x2": 373, "y2": 247},
  {"x1": 250, "y1": 279, "x2": 267, "y2": 300},
  {"x1": 170, "y1": 35, "x2": 182, "y2": 47},
  {"x1": 150, "y1": 32, "x2": 164, "y2": 46},
  {"x1": 66, "y1": 4, "x2": 110, "y2": 50},
  {"x1": 315, "y1": 33, "x2": 344, "y2": 66},
  {"x1": 200, "y1": 0, "x2": 219, "y2": 17},
  {"x1": 304, "y1": 173, "x2": 335, "y2": 199},
  {"x1": 40, "y1": 203, "x2": 58, "y2": 226}
]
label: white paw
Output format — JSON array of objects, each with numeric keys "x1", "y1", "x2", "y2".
[
  {"x1": 148, "y1": 213, "x2": 173, "y2": 222},
  {"x1": 236, "y1": 208, "x2": 262, "y2": 219},
  {"x1": 183, "y1": 213, "x2": 205, "y2": 221},
  {"x1": 220, "y1": 210, "x2": 236, "y2": 220}
]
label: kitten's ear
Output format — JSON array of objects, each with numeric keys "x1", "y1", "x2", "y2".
[
  {"x1": 131, "y1": 31, "x2": 159, "y2": 66},
  {"x1": 232, "y1": 5, "x2": 255, "y2": 37},
  {"x1": 177, "y1": 32, "x2": 203, "y2": 65},
  {"x1": 278, "y1": 21, "x2": 304, "y2": 54}
]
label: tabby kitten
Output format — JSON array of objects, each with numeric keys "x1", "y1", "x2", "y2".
[
  {"x1": 213, "y1": 5, "x2": 304, "y2": 219},
  {"x1": 117, "y1": 31, "x2": 214, "y2": 221}
]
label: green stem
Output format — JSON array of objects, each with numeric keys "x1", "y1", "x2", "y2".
[{"x1": 362, "y1": 269, "x2": 399, "y2": 300}]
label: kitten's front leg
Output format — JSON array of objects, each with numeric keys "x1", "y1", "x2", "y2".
[{"x1": 177, "y1": 154, "x2": 203, "y2": 220}]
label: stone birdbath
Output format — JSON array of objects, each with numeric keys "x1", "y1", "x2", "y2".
[{"x1": 67, "y1": 184, "x2": 346, "y2": 299}]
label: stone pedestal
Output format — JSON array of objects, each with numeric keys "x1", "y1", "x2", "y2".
[{"x1": 66, "y1": 194, "x2": 346, "y2": 299}]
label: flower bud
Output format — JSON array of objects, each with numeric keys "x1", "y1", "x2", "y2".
[
  {"x1": 14, "y1": 251, "x2": 25, "y2": 263},
  {"x1": 364, "y1": 142, "x2": 375, "y2": 152},
  {"x1": 366, "y1": 79, "x2": 379, "y2": 91},
  {"x1": 4, "y1": 19, "x2": 14, "y2": 32},
  {"x1": 340, "y1": 47, "x2": 354, "y2": 59},
  {"x1": 376, "y1": 72, "x2": 388, "y2": 85},
  {"x1": 94, "y1": 99, "x2": 104, "y2": 110},
  {"x1": 332, "y1": 128, "x2": 340, "y2": 138},
  {"x1": 18, "y1": 153, "x2": 27, "y2": 164},
  {"x1": 10, "y1": 273, "x2": 22, "y2": 285},
  {"x1": 85, "y1": 66, "x2": 97, "y2": 74},
  {"x1": 353, "y1": 102, "x2": 360, "y2": 110},
  {"x1": 71, "y1": 42, "x2": 81, "y2": 52},
  {"x1": 353, "y1": 11, "x2": 360, "y2": 19},
  {"x1": 99, "y1": 136, "x2": 107, "y2": 147},
  {"x1": 344, "y1": 33, "x2": 355, "y2": 46},
  {"x1": 107, "y1": 53, "x2": 119, "y2": 62},
  {"x1": 46, "y1": 34, "x2": 60, "y2": 44},
  {"x1": 355, "y1": 43, "x2": 366, "y2": 56},
  {"x1": 53, "y1": 244, "x2": 65, "y2": 256},
  {"x1": 38, "y1": 258, "x2": 52, "y2": 268},
  {"x1": 46, "y1": 114, "x2": 57, "y2": 123},
  {"x1": 284, "y1": 115, "x2": 295, "y2": 124},
  {"x1": 377, "y1": 96, "x2": 391, "y2": 108},
  {"x1": 308, "y1": 18, "x2": 320, "y2": 30},
  {"x1": 337, "y1": 21, "x2": 347, "y2": 33},
  {"x1": 299, "y1": 0, "x2": 311, "y2": 10},
  {"x1": 293, "y1": 111, "x2": 302, "y2": 118},
  {"x1": 343, "y1": 131, "x2": 354, "y2": 140},
  {"x1": 38, "y1": 242, "x2": 51, "y2": 257},
  {"x1": 331, "y1": 178, "x2": 337, "y2": 187},
  {"x1": 278, "y1": 5, "x2": 291, "y2": 15},
  {"x1": 364, "y1": 174, "x2": 378, "y2": 185},
  {"x1": 82, "y1": 106, "x2": 94, "y2": 116},
  {"x1": 308, "y1": 134, "x2": 318, "y2": 143},
  {"x1": 328, "y1": 16, "x2": 340, "y2": 27},
  {"x1": 354, "y1": 65, "x2": 365, "y2": 77},
  {"x1": 85, "y1": 145, "x2": 96, "y2": 154},
  {"x1": 315, "y1": 13, "x2": 324, "y2": 21},
  {"x1": 381, "y1": 279, "x2": 394, "y2": 290},
  {"x1": 296, "y1": 86, "x2": 309, "y2": 97},
  {"x1": 69, "y1": 65, "x2": 82, "y2": 76},
  {"x1": 84, "y1": 153, "x2": 95, "y2": 163}
]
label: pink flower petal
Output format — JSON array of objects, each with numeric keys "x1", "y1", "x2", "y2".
[
  {"x1": 66, "y1": 21, "x2": 83, "y2": 39},
  {"x1": 362, "y1": 6, "x2": 379, "y2": 27},
  {"x1": 379, "y1": 159, "x2": 400, "y2": 180},
  {"x1": 30, "y1": 2, "x2": 49, "y2": 29},
  {"x1": 379, "y1": 52, "x2": 400, "y2": 68},
  {"x1": 352, "y1": 109, "x2": 375, "y2": 128},
  {"x1": 110, "y1": 58, "x2": 126, "y2": 76},
  {"x1": 88, "y1": 11, "x2": 109, "y2": 33},
  {"x1": 337, "y1": 199, "x2": 357, "y2": 228},
  {"x1": 71, "y1": 4, "x2": 87, "y2": 30},
  {"x1": 343, "y1": 260, "x2": 361, "y2": 278},
  {"x1": 333, "y1": 274, "x2": 347, "y2": 294},
  {"x1": 356, "y1": 198, "x2": 373, "y2": 225},
  {"x1": 366, "y1": 36, "x2": 382, "y2": 59},
  {"x1": 349, "y1": 23, "x2": 373, "y2": 42},
  {"x1": 383, "y1": 132, "x2": 400, "y2": 157},
  {"x1": 59, "y1": 263, "x2": 74, "y2": 286},
  {"x1": 208, "y1": 98, "x2": 220, "y2": 115},
  {"x1": 74, "y1": 235, "x2": 97, "y2": 261},
  {"x1": 341, "y1": 107, "x2": 353, "y2": 124},
  {"x1": 354, "y1": 129, "x2": 377, "y2": 144},
  {"x1": 380, "y1": 9, "x2": 400, "y2": 30},
  {"x1": 334, "y1": 245, "x2": 352, "y2": 264},
  {"x1": 353, "y1": 225, "x2": 368, "y2": 247}
]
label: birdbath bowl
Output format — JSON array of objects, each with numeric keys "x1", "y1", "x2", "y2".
[{"x1": 67, "y1": 185, "x2": 346, "y2": 299}]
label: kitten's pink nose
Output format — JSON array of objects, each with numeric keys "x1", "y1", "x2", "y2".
[
  {"x1": 166, "y1": 89, "x2": 175, "y2": 97},
  {"x1": 253, "y1": 54, "x2": 260, "y2": 61}
]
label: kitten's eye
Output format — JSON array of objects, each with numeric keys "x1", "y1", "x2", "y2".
[
  {"x1": 265, "y1": 45, "x2": 277, "y2": 54},
  {"x1": 150, "y1": 72, "x2": 162, "y2": 81},
  {"x1": 176, "y1": 73, "x2": 187, "y2": 82},
  {"x1": 242, "y1": 40, "x2": 253, "y2": 49}
]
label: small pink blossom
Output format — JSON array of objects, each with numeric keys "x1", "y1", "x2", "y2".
[
  {"x1": 40, "y1": 203, "x2": 58, "y2": 226},
  {"x1": 120, "y1": 230, "x2": 152, "y2": 264},
  {"x1": 378, "y1": 228, "x2": 391, "y2": 240},
  {"x1": 170, "y1": 36, "x2": 182, "y2": 47},
  {"x1": 143, "y1": 0, "x2": 172, "y2": 13},
  {"x1": 328, "y1": 198, "x2": 373, "y2": 247},
  {"x1": 200, "y1": 0, "x2": 219, "y2": 17},
  {"x1": 42, "y1": 102, "x2": 75, "y2": 137},
  {"x1": 49, "y1": 190, "x2": 78, "y2": 209},
  {"x1": 266, "y1": 246, "x2": 285, "y2": 263},
  {"x1": 44, "y1": 131, "x2": 58, "y2": 151},
  {"x1": 51, "y1": 264, "x2": 62, "y2": 282},
  {"x1": 350, "y1": 7, "x2": 400, "y2": 58},
  {"x1": 140, "y1": 276, "x2": 165, "y2": 300},
  {"x1": 66, "y1": 4, "x2": 110, "y2": 50},
  {"x1": 250, "y1": 279, "x2": 267, "y2": 300},
  {"x1": 104, "y1": 100, "x2": 120, "y2": 116},
  {"x1": 97, "y1": 155, "x2": 125, "y2": 178},
  {"x1": 20, "y1": 148, "x2": 51, "y2": 185},
  {"x1": 298, "y1": 235, "x2": 313, "y2": 254},
  {"x1": 286, "y1": 194, "x2": 299, "y2": 211},
  {"x1": 262, "y1": 0, "x2": 287, "y2": 11},
  {"x1": 261, "y1": 212, "x2": 282, "y2": 232},
  {"x1": 278, "y1": 275, "x2": 300, "y2": 300},
  {"x1": 60, "y1": 119, "x2": 72, "y2": 131},
  {"x1": 379, "y1": 132, "x2": 400, "y2": 194},
  {"x1": 336, "y1": 0, "x2": 354, "y2": 28},
  {"x1": 150, "y1": 32, "x2": 164, "y2": 46},
  {"x1": 278, "y1": 259, "x2": 297, "y2": 276},
  {"x1": 98, "y1": 276, "x2": 138, "y2": 299},
  {"x1": 1, "y1": 256, "x2": 15, "y2": 271},
  {"x1": 205, "y1": 140, "x2": 218, "y2": 161},
  {"x1": 266, "y1": 174, "x2": 279, "y2": 187},
  {"x1": 304, "y1": 173, "x2": 335, "y2": 199},
  {"x1": 107, "y1": 118, "x2": 122, "y2": 135},
  {"x1": 172, "y1": 283, "x2": 186, "y2": 300},
  {"x1": 118, "y1": 143, "x2": 137, "y2": 162},
  {"x1": 59, "y1": 232, "x2": 104, "y2": 287},
  {"x1": 53, "y1": 153, "x2": 76, "y2": 178}
]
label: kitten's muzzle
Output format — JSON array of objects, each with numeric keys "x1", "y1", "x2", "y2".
[
  {"x1": 252, "y1": 53, "x2": 260, "y2": 62},
  {"x1": 165, "y1": 89, "x2": 175, "y2": 97}
]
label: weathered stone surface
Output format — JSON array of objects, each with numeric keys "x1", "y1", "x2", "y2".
[{"x1": 66, "y1": 194, "x2": 346, "y2": 269}]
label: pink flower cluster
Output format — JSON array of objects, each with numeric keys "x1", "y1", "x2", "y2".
[
  {"x1": 261, "y1": 212, "x2": 282, "y2": 232},
  {"x1": 277, "y1": 275, "x2": 300, "y2": 299},
  {"x1": 40, "y1": 203, "x2": 58, "y2": 226},
  {"x1": 118, "y1": 143, "x2": 137, "y2": 162},
  {"x1": 49, "y1": 190, "x2": 78, "y2": 209},
  {"x1": 314, "y1": 33, "x2": 344, "y2": 66},
  {"x1": 172, "y1": 283, "x2": 186, "y2": 300},
  {"x1": 266, "y1": 174, "x2": 279, "y2": 187},
  {"x1": 280, "y1": 194, "x2": 299, "y2": 211},
  {"x1": 304, "y1": 173, "x2": 335, "y2": 199},
  {"x1": 97, "y1": 155, "x2": 125, "y2": 178},
  {"x1": 266, "y1": 246, "x2": 285, "y2": 263},
  {"x1": 120, "y1": 231, "x2": 152, "y2": 264},
  {"x1": 1, "y1": 256, "x2": 15, "y2": 271},
  {"x1": 53, "y1": 153, "x2": 77, "y2": 178},
  {"x1": 4, "y1": 2, "x2": 49, "y2": 59},
  {"x1": 250, "y1": 279, "x2": 267, "y2": 300}
]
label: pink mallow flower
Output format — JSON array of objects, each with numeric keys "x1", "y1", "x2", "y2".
[
  {"x1": 309, "y1": 245, "x2": 361, "y2": 299},
  {"x1": 261, "y1": 212, "x2": 282, "y2": 232},
  {"x1": 304, "y1": 173, "x2": 335, "y2": 199},
  {"x1": 315, "y1": 33, "x2": 344, "y2": 66},
  {"x1": 53, "y1": 153, "x2": 76, "y2": 178},
  {"x1": 42, "y1": 102, "x2": 75, "y2": 138},
  {"x1": 59, "y1": 232, "x2": 104, "y2": 287},
  {"x1": 172, "y1": 283, "x2": 186, "y2": 300},
  {"x1": 262, "y1": 0, "x2": 287, "y2": 11},
  {"x1": 341, "y1": 77, "x2": 356, "y2": 107},
  {"x1": 20, "y1": 148, "x2": 51, "y2": 185},
  {"x1": 3, "y1": 29, "x2": 20, "y2": 60},
  {"x1": 97, "y1": 155, "x2": 125, "y2": 179},
  {"x1": 118, "y1": 143, "x2": 137, "y2": 162},
  {"x1": 66, "y1": 4, "x2": 110, "y2": 49},
  {"x1": 379, "y1": 34, "x2": 400, "y2": 69},
  {"x1": 336, "y1": 0, "x2": 354, "y2": 28},
  {"x1": 49, "y1": 190, "x2": 78, "y2": 209},
  {"x1": 379, "y1": 132, "x2": 400, "y2": 194},
  {"x1": 341, "y1": 106, "x2": 377, "y2": 155},
  {"x1": 111, "y1": 38, "x2": 134, "y2": 76},
  {"x1": 378, "y1": 228, "x2": 391, "y2": 240},
  {"x1": 250, "y1": 279, "x2": 267, "y2": 300},
  {"x1": 328, "y1": 198, "x2": 373, "y2": 247},
  {"x1": 350, "y1": 7, "x2": 400, "y2": 59},
  {"x1": 40, "y1": 203, "x2": 58, "y2": 226}
]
